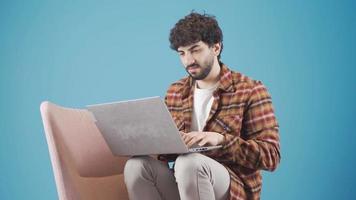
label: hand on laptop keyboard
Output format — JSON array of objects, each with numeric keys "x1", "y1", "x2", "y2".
[{"x1": 181, "y1": 131, "x2": 224, "y2": 148}]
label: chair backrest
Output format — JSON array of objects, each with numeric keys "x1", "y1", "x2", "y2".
[{"x1": 40, "y1": 101, "x2": 129, "y2": 200}]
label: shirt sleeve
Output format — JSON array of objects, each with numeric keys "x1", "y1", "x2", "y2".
[
  {"x1": 157, "y1": 85, "x2": 180, "y2": 162},
  {"x1": 221, "y1": 81, "x2": 281, "y2": 171}
]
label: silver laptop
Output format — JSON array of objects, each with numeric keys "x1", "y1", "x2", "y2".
[{"x1": 86, "y1": 96, "x2": 222, "y2": 156}]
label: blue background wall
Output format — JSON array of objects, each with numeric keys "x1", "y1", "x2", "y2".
[{"x1": 1, "y1": 0, "x2": 355, "y2": 199}]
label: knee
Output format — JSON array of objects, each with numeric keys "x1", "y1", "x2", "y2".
[
  {"x1": 174, "y1": 153, "x2": 204, "y2": 177},
  {"x1": 124, "y1": 156, "x2": 150, "y2": 182}
]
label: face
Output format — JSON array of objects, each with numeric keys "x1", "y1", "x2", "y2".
[{"x1": 177, "y1": 41, "x2": 218, "y2": 80}]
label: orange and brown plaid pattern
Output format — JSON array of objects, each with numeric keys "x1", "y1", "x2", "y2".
[{"x1": 164, "y1": 64, "x2": 281, "y2": 200}]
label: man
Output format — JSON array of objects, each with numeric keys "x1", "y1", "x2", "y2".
[{"x1": 124, "y1": 12, "x2": 280, "y2": 200}]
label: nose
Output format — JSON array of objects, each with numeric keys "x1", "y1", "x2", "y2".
[{"x1": 183, "y1": 52, "x2": 195, "y2": 67}]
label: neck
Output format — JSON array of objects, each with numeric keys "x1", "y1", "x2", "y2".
[{"x1": 196, "y1": 60, "x2": 221, "y2": 89}]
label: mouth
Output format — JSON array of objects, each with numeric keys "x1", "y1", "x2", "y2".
[{"x1": 187, "y1": 65, "x2": 200, "y2": 73}]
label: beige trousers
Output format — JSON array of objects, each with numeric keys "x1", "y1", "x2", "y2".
[{"x1": 124, "y1": 153, "x2": 230, "y2": 200}]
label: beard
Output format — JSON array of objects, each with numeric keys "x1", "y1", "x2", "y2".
[{"x1": 185, "y1": 55, "x2": 215, "y2": 80}]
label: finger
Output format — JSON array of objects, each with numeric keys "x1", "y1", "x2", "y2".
[
  {"x1": 187, "y1": 134, "x2": 204, "y2": 147},
  {"x1": 187, "y1": 137, "x2": 199, "y2": 147},
  {"x1": 183, "y1": 132, "x2": 196, "y2": 143},
  {"x1": 183, "y1": 134, "x2": 195, "y2": 145},
  {"x1": 182, "y1": 132, "x2": 192, "y2": 143},
  {"x1": 187, "y1": 131, "x2": 201, "y2": 140},
  {"x1": 198, "y1": 138, "x2": 208, "y2": 146},
  {"x1": 184, "y1": 134, "x2": 195, "y2": 145},
  {"x1": 185, "y1": 132, "x2": 205, "y2": 146},
  {"x1": 179, "y1": 131, "x2": 186, "y2": 136}
]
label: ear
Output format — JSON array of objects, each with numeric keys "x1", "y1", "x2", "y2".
[{"x1": 212, "y1": 43, "x2": 222, "y2": 56}]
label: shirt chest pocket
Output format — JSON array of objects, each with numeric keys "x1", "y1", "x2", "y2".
[{"x1": 213, "y1": 114, "x2": 242, "y2": 136}]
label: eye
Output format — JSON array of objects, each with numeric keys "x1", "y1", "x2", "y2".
[{"x1": 191, "y1": 49, "x2": 200, "y2": 53}]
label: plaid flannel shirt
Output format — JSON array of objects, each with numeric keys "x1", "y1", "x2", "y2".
[{"x1": 163, "y1": 64, "x2": 280, "y2": 200}]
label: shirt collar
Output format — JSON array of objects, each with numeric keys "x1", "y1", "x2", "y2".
[{"x1": 182, "y1": 64, "x2": 235, "y2": 98}]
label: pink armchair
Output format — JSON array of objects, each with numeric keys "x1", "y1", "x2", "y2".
[{"x1": 40, "y1": 101, "x2": 129, "y2": 200}]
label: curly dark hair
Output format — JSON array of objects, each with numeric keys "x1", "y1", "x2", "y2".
[{"x1": 169, "y1": 12, "x2": 224, "y2": 61}]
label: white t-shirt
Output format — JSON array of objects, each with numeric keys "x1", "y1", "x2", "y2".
[{"x1": 191, "y1": 82, "x2": 219, "y2": 131}]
